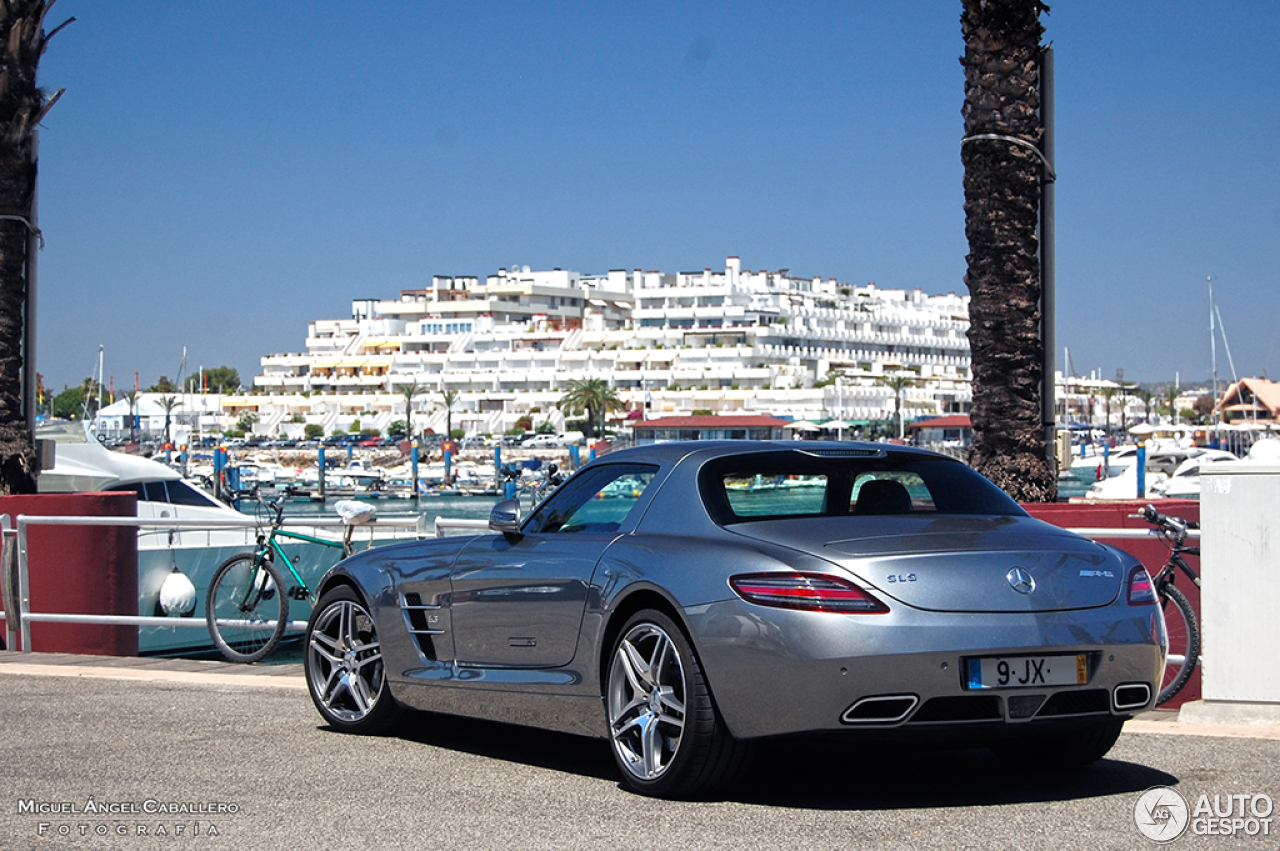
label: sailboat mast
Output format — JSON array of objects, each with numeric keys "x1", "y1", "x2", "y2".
[
  {"x1": 1209, "y1": 276, "x2": 1219, "y2": 443},
  {"x1": 98, "y1": 345, "x2": 104, "y2": 417}
]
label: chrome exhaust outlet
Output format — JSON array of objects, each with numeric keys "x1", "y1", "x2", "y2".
[
  {"x1": 1113, "y1": 683, "x2": 1152, "y2": 711},
  {"x1": 841, "y1": 694, "x2": 919, "y2": 725}
]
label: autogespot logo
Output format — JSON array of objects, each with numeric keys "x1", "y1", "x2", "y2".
[
  {"x1": 1134, "y1": 787, "x2": 1275, "y2": 842},
  {"x1": 1135, "y1": 786, "x2": 1190, "y2": 843}
]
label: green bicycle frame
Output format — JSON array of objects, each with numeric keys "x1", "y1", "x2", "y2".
[{"x1": 254, "y1": 527, "x2": 349, "y2": 604}]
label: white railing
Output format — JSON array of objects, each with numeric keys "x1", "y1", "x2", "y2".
[
  {"x1": 1064, "y1": 527, "x2": 1200, "y2": 541},
  {"x1": 1, "y1": 512, "x2": 426, "y2": 653},
  {"x1": 0, "y1": 510, "x2": 1198, "y2": 656},
  {"x1": 434, "y1": 517, "x2": 489, "y2": 537}
]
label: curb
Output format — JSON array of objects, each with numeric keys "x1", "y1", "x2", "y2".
[{"x1": 0, "y1": 660, "x2": 307, "y2": 690}]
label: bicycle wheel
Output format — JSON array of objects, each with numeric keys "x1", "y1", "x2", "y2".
[
  {"x1": 1157, "y1": 584, "x2": 1200, "y2": 705},
  {"x1": 206, "y1": 553, "x2": 290, "y2": 663}
]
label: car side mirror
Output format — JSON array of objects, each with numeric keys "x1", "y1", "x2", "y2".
[{"x1": 489, "y1": 499, "x2": 522, "y2": 536}]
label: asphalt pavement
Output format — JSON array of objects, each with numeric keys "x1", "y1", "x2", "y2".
[{"x1": 1, "y1": 652, "x2": 1278, "y2": 850}]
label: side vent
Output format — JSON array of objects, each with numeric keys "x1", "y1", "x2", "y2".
[{"x1": 400, "y1": 592, "x2": 443, "y2": 661}]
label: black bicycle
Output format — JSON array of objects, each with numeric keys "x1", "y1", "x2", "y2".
[{"x1": 1137, "y1": 504, "x2": 1202, "y2": 705}]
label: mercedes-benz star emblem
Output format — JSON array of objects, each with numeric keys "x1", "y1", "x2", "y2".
[{"x1": 1006, "y1": 567, "x2": 1035, "y2": 595}]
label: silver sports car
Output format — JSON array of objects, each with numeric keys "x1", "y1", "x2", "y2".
[{"x1": 304, "y1": 441, "x2": 1164, "y2": 797}]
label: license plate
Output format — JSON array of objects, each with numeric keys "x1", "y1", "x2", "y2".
[{"x1": 965, "y1": 654, "x2": 1087, "y2": 689}]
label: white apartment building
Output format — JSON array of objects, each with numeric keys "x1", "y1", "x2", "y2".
[{"x1": 239, "y1": 257, "x2": 974, "y2": 438}]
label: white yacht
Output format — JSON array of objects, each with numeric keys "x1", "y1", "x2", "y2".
[
  {"x1": 1084, "y1": 445, "x2": 1235, "y2": 501},
  {"x1": 1151, "y1": 439, "x2": 1280, "y2": 499},
  {"x1": 1065, "y1": 444, "x2": 1139, "y2": 481}
]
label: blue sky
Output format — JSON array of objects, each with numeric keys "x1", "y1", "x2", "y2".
[{"x1": 33, "y1": 2, "x2": 1280, "y2": 394}]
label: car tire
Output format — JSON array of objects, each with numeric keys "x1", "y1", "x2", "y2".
[
  {"x1": 305, "y1": 586, "x2": 402, "y2": 735},
  {"x1": 990, "y1": 717, "x2": 1125, "y2": 769},
  {"x1": 605, "y1": 609, "x2": 752, "y2": 798}
]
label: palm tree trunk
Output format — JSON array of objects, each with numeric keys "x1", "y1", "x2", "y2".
[
  {"x1": 961, "y1": 0, "x2": 1056, "y2": 502},
  {"x1": 0, "y1": 2, "x2": 67, "y2": 494}
]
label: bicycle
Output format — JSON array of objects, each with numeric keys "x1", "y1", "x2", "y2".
[
  {"x1": 1136, "y1": 503, "x2": 1202, "y2": 705},
  {"x1": 499, "y1": 461, "x2": 565, "y2": 510},
  {"x1": 206, "y1": 494, "x2": 363, "y2": 663}
]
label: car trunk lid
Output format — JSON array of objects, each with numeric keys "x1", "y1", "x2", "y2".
[{"x1": 727, "y1": 515, "x2": 1124, "y2": 613}]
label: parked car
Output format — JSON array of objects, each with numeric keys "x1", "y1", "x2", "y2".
[{"x1": 304, "y1": 441, "x2": 1163, "y2": 798}]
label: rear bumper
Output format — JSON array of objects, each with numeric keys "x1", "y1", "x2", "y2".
[{"x1": 684, "y1": 598, "x2": 1163, "y2": 740}]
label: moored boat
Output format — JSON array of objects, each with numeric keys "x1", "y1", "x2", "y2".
[{"x1": 35, "y1": 422, "x2": 405, "y2": 655}]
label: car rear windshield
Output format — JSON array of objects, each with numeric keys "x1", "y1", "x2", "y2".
[{"x1": 697, "y1": 449, "x2": 1025, "y2": 524}]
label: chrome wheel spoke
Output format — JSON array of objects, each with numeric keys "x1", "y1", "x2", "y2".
[
  {"x1": 352, "y1": 647, "x2": 383, "y2": 671},
  {"x1": 640, "y1": 715, "x2": 664, "y2": 777},
  {"x1": 619, "y1": 639, "x2": 652, "y2": 692},
  {"x1": 320, "y1": 666, "x2": 344, "y2": 705},
  {"x1": 347, "y1": 672, "x2": 373, "y2": 713},
  {"x1": 648, "y1": 633, "x2": 672, "y2": 680},
  {"x1": 309, "y1": 632, "x2": 342, "y2": 664},
  {"x1": 339, "y1": 602, "x2": 356, "y2": 644},
  {"x1": 611, "y1": 695, "x2": 648, "y2": 729},
  {"x1": 655, "y1": 686, "x2": 685, "y2": 723}
]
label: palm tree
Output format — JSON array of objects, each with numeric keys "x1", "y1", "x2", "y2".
[
  {"x1": 437, "y1": 386, "x2": 459, "y2": 439},
  {"x1": 559, "y1": 378, "x2": 622, "y2": 439},
  {"x1": 1133, "y1": 388, "x2": 1155, "y2": 424},
  {"x1": 123, "y1": 391, "x2": 138, "y2": 444},
  {"x1": 878, "y1": 373, "x2": 913, "y2": 439},
  {"x1": 960, "y1": 0, "x2": 1055, "y2": 501},
  {"x1": 1097, "y1": 385, "x2": 1118, "y2": 439},
  {"x1": 398, "y1": 381, "x2": 424, "y2": 442},
  {"x1": 1162, "y1": 384, "x2": 1180, "y2": 424},
  {"x1": 813, "y1": 369, "x2": 845, "y2": 388},
  {"x1": 0, "y1": 2, "x2": 70, "y2": 494},
  {"x1": 159, "y1": 395, "x2": 180, "y2": 448},
  {"x1": 1116, "y1": 382, "x2": 1134, "y2": 434}
]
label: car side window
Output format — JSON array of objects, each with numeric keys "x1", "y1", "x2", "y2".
[
  {"x1": 523, "y1": 464, "x2": 658, "y2": 534},
  {"x1": 723, "y1": 474, "x2": 828, "y2": 517}
]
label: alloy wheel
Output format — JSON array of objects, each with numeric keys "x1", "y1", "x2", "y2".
[{"x1": 607, "y1": 621, "x2": 688, "y2": 781}]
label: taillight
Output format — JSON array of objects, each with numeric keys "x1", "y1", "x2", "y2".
[
  {"x1": 1126, "y1": 565, "x2": 1157, "y2": 606},
  {"x1": 730, "y1": 572, "x2": 889, "y2": 614}
]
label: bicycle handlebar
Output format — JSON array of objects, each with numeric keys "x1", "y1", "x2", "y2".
[{"x1": 1134, "y1": 503, "x2": 1198, "y2": 548}]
